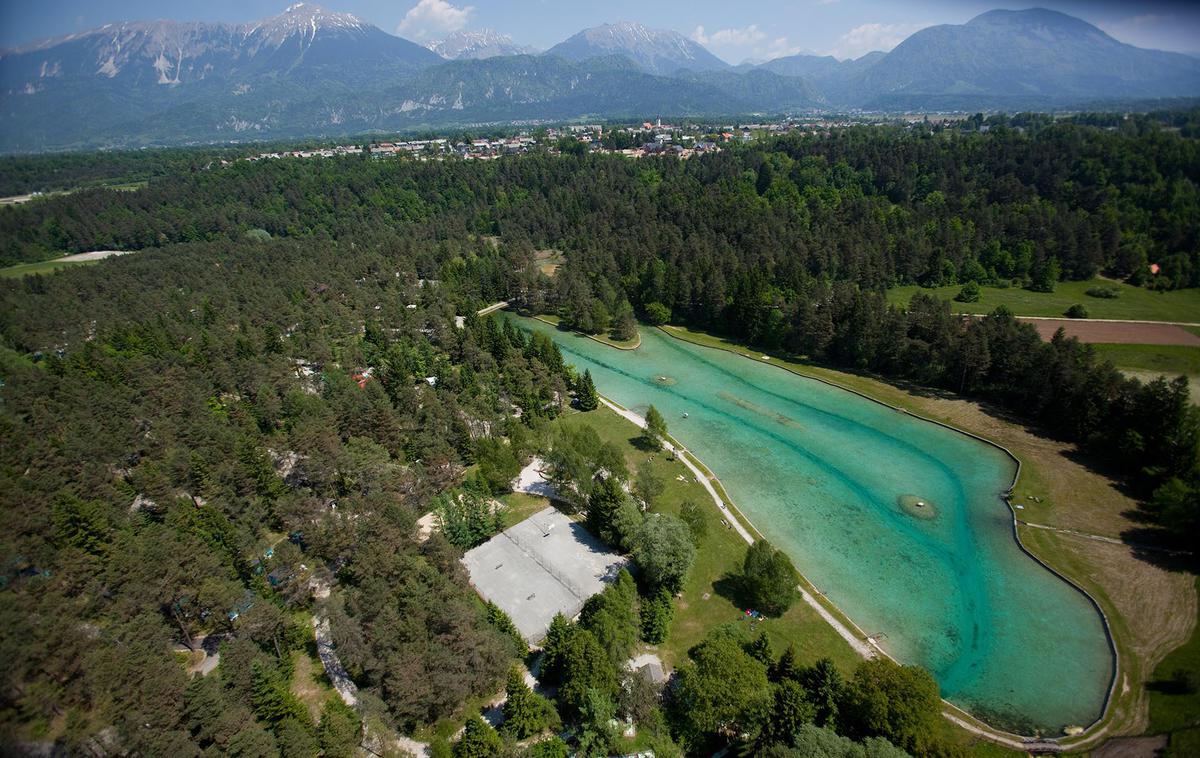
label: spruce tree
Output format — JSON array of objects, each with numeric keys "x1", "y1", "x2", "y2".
[
  {"x1": 772, "y1": 642, "x2": 802, "y2": 682},
  {"x1": 540, "y1": 613, "x2": 573, "y2": 686},
  {"x1": 577, "y1": 369, "x2": 599, "y2": 411},
  {"x1": 453, "y1": 717, "x2": 503, "y2": 758},
  {"x1": 501, "y1": 667, "x2": 538, "y2": 739}
]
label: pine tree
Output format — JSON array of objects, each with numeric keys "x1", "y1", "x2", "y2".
[
  {"x1": 800, "y1": 658, "x2": 844, "y2": 729},
  {"x1": 767, "y1": 679, "x2": 817, "y2": 745},
  {"x1": 501, "y1": 667, "x2": 539, "y2": 739},
  {"x1": 772, "y1": 642, "x2": 801, "y2": 682},
  {"x1": 577, "y1": 369, "x2": 599, "y2": 411},
  {"x1": 453, "y1": 716, "x2": 503, "y2": 758},
  {"x1": 746, "y1": 630, "x2": 774, "y2": 667},
  {"x1": 540, "y1": 613, "x2": 573, "y2": 686},
  {"x1": 641, "y1": 405, "x2": 667, "y2": 449},
  {"x1": 639, "y1": 588, "x2": 674, "y2": 645},
  {"x1": 317, "y1": 697, "x2": 361, "y2": 758},
  {"x1": 250, "y1": 661, "x2": 309, "y2": 728},
  {"x1": 586, "y1": 475, "x2": 626, "y2": 545}
]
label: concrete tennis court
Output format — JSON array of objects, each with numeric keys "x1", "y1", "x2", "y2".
[{"x1": 462, "y1": 507, "x2": 626, "y2": 643}]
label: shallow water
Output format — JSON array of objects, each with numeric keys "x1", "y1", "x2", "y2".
[{"x1": 517, "y1": 318, "x2": 1114, "y2": 733}]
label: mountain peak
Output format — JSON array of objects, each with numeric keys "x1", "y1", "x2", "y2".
[
  {"x1": 242, "y1": 3, "x2": 369, "y2": 47},
  {"x1": 967, "y1": 8, "x2": 1103, "y2": 35},
  {"x1": 427, "y1": 29, "x2": 533, "y2": 60},
  {"x1": 546, "y1": 20, "x2": 727, "y2": 74}
]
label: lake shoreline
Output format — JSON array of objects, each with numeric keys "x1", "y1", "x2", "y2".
[
  {"x1": 653, "y1": 323, "x2": 1122, "y2": 750},
  {"x1": 513, "y1": 311, "x2": 1118, "y2": 749}
]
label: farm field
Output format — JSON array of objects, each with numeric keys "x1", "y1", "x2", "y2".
[
  {"x1": 1024, "y1": 319, "x2": 1200, "y2": 346},
  {"x1": 887, "y1": 279, "x2": 1200, "y2": 323}
]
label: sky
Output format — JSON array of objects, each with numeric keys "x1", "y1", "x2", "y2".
[{"x1": 3, "y1": 0, "x2": 1199, "y2": 62}]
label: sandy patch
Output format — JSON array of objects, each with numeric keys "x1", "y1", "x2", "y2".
[
  {"x1": 415, "y1": 511, "x2": 438, "y2": 542},
  {"x1": 513, "y1": 457, "x2": 556, "y2": 499}
]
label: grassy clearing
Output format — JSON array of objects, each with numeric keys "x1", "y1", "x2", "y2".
[
  {"x1": 1148, "y1": 577, "x2": 1200, "y2": 754},
  {"x1": 498, "y1": 491, "x2": 552, "y2": 528},
  {"x1": 99, "y1": 180, "x2": 148, "y2": 192},
  {"x1": 887, "y1": 279, "x2": 1200, "y2": 323},
  {"x1": 291, "y1": 647, "x2": 337, "y2": 723},
  {"x1": 1092, "y1": 344, "x2": 1200, "y2": 377},
  {"x1": 1093, "y1": 344, "x2": 1200, "y2": 403},
  {"x1": 658, "y1": 324, "x2": 1198, "y2": 749},
  {"x1": 0, "y1": 258, "x2": 97, "y2": 278},
  {"x1": 534, "y1": 249, "x2": 565, "y2": 278}
]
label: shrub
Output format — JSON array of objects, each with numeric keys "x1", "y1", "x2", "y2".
[
  {"x1": 1064, "y1": 303, "x2": 1089, "y2": 319},
  {"x1": 1086, "y1": 285, "x2": 1121, "y2": 299},
  {"x1": 954, "y1": 281, "x2": 981, "y2": 303},
  {"x1": 644, "y1": 301, "x2": 672, "y2": 326},
  {"x1": 742, "y1": 540, "x2": 800, "y2": 616}
]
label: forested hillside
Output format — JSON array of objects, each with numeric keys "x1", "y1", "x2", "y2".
[{"x1": 1, "y1": 116, "x2": 1198, "y2": 754}]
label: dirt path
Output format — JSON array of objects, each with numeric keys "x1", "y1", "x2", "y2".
[
  {"x1": 512, "y1": 457, "x2": 557, "y2": 499},
  {"x1": 1021, "y1": 318, "x2": 1200, "y2": 345},
  {"x1": 312, "y1": 616, "x2": 358, "y2": 707}
]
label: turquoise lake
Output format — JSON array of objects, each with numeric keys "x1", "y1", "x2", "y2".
[{"x1": 517, "y1": 317, "x2": 1114, "y2": 733}]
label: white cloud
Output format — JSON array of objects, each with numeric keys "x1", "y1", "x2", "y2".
[
  {"x1": 692, "y1": 24, "x2": 802, "y2": 64},
  {"x1": 396, "y1": 0, "x2": 473, "y2": 41},
  {"x1": 827, "y1": 21, "x2": 930, "y2": 60}
]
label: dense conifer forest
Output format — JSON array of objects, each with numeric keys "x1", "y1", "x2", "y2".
[{"x1": 1, "y1": 115, "x2": 1197, "y2": 755}]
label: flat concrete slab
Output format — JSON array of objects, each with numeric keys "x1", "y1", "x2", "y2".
[{"x1": 462, "y1": 507, "x2": 626, "y2": 643}]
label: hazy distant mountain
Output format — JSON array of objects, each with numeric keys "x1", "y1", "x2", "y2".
[
  {"x1": 848, "y1": 8, "x2": 1200, "y2": 108},
  {"x1": 544, "y1": 22, "x2": 728, "y2": 75},
  {"x1": 3, "y1": 5, "x2": 1200, "y2": 151},
  {"x1": 677, "y1": 68, "x2": 820, "y2": 109},
  {"x1": 0, "y1": 3, "x2": 443, "y2": 149},
  {"x1": 760, "y1": 52, "x2": 884, "y2": 81},
  {"x1": 368, "y1": 54, "x2": 736, "y2": 121},
  {"x1": 428, "y1": 30, "x2": 534, "y2": 60},
  {"x1": 1, "y1": 3, "x2": 440, "y2": 88}
]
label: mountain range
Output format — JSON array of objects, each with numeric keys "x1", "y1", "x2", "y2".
[
  {"x1": 1, "y1": 3, "x2": 1198, "y2": 151},
  {"x1": 427, "y1": 30, "x2": 535, "y2": 60}
]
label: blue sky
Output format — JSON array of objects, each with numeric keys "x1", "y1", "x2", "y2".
[{"x1": 3, "y1": 1, "x2": 1199, "y2": 61}]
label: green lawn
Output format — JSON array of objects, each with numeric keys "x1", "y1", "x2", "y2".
[
  {"x1": 0, "y1": 258, "x2": 97, "y2": 278},
  {"x1": 887, "y1": 279, "x2": 1200, "y2": 323},
  {"x1": 1148, "y1": 578, "x2": 1200, "y2": 756},
  {"x1": 498, "y1": 491, "x2": 552, "y2": 529},
  {"x1": 1092, "y1": 344, "x2": 1200, "y2": 377},
  {"x1": 1091, "y1": 344, "x2": 1200, "y2": 404}
]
